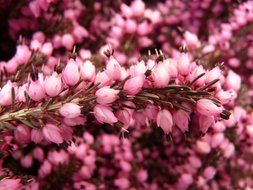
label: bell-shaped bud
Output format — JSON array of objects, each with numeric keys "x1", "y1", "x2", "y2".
[{"x1": 157, "y1": 109, "x2": 173, "y2": 134}]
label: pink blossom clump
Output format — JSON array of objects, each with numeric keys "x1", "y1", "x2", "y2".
[{"x1": 0, "y1": 0, "x2": 252, "y2": 190}]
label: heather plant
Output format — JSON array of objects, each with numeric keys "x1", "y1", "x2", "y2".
[{"x1": 0, "y1": 0, "x2": 252, "y2": 190}]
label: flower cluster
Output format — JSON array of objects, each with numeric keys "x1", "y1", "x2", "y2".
[{"x1": 0, "y1": 0, "x2": 252, "y2": 190}]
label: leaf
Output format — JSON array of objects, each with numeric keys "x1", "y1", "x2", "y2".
[
  {"x1": 138, "y1": 92, "x2": 160, "y2": 99},
  {"x1": 16, "y1": 118, "x2": 38, "y2": 129},
  {"x1": 84, "y1": 83, "x2": 100, "y2": 95},
  {"x1": 46, "y1": 114, "x2": 61, "y2": 125},
  {"x1": 11, "y1": 87, "x2": 15, "y2": 105},
  {"x1": 182, "y1": 90, "x2": 210, "y2": 96},
  {"x1": 156, "y1": 100, "x2": 173, "y2": 108},
  {"x1": 199, "y1": 79, "x2": 219, "y2": 91},
  {"x1": 188, "y1": 73, "x2": 205, "y2": 86},
  {"x1": 171, "y1": 102, "x2": 190, "y2": 112},
  {"x1": 172, "y1": 95, "x2": 196, "y2": 105},
  {"x1": 43, "y1": 98, "x2": 54, "y2": 110},
  {"x1": 2, "y1": 122, "x2": 16, "y2": 130},
  {"x1": 66, "y1": 89, "x2": 83, "y2": 102}
]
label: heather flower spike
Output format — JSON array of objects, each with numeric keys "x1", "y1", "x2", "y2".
[{"x1": 0, "y1": 0, "x2": 251, "y2": 189}]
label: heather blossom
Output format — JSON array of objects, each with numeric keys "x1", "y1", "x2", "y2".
[
  {"x1": 0, "y1": 0, "x2": 252, "y2": 189},
  {"x1": 157, "y1": 109, "x2": 173, "y2": 134}
]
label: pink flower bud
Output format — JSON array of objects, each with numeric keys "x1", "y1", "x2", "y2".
[
  {"x1": 203, "y1": 166, "x2": 216, "y2": 180},
  {"x1": 30, "y1": 129, "x2": 43, "y2": 144},
  {"x1": 60, "y1": 124, "x2": 73, "y2": 140},
  {"x1": 15, "y1": 45, "x2": 31, "y2": 65},
  {"x1": 203, "y1": 44, "x2": 215, "y2": 54},
  {"x1": 246, "y1": 125, "x2": 253, "y2": 137},
  {"x1": 44, "y1": 72, "x2": 62, "y2": 97},
  {"x1": 105, "y1": 57, "x2": 122, "y2": 80},
  {"x1": 123, "y1": 75, "x2": 145, "y2": 95},
  {"x1": 5, "y1": 58, "x2": 18, "y2": 74},
  {"x1": 173, "y1": 110, "x2": 189, "y2": 133},
  {"x1": 129, "y1": 61, "x2": 147, "y2": 77},
  {"x1": 21, "y1": 154, "x2": 33, "y2": 168},
  {"x1": 116, "y1": 109, "x2": 131, "y2": 128},
  {"x1": 0, "y1": 178, "x2": 21, "y2": 190},
  {"x1": 121, "y1": 4, "x2": 133, "y2": 18},
  {"x1": 215, "y1": 90, "x2": 235, "y2": 104},
  {"x1": 196, "y1": 140, "x2": 211, "y2": 154},
  {"x1": 198, "y1": 115, "x2": 215, "y2": 133},
  {"x1": 225, "y1": 70, "x2": 241, "y2": 91},
  {"x1": 134, "y1": 112, "x2": 147, "y2": 127},
  {"x1": 42, "y1": 124, "x2": 63, "y2": 144},
  {"x1": 83, "y1": 132, "x2": 94, "y2": 145},
  {"x1": 93, "y1": 104, "x2": 118, "y2": 125},
  {"x1": 33, "y1": 31, "x2": 45, "y2": 43},
  {"x1": 144, "y1": 9, "x2": 160, "y2": 23},
  {"x1": 61, "y1": 33, "x2": 74, "y2": 50},
  {"x1": 164, "y1": 59, "x2": 178, "y2": 78},
  {"x1": 137, "y1": 21, "x2": 150, "y2": 36},
  {"x1": 60, "y1": 103, "x2": 81, "y2": 118},
  {"x1": 136, "y1": 169, "x2": 148, "y2": 182},
  {"x1": 48, "y1": 150, "x2": 69, "y2": 166},
  {"x1": 99, "y1": 44, "x2": 113, "y2": 57},
  {"x1": 120, "y1": 160, "x2": 132, "y2": 172},
  {"x1": 78, "y1": 165, "x2": 92, "y2": 179},
  {"x1": 152, "y1": 63, "x2": 170, "y2": 88},
  {"x1": 30, "y1": 39, "x2": 42, "y2": 50},
  {"x1": 177, "y1": 173, "x2": 193, "y2": 190},
  {"x1": 189, "y1": 65, "x2": 206, "y2": 86},
  {"x1": 212, "y1": 121, "x2": 226, "y2": 132},
  {"x1": 74, "y1": 144, "x2": 88, "y2": 159},
  {"x1": 111, "y1": 26, "x2": 123, "y2": 38},
  {"x1": 95, "y1": 71, "x2": 111, "y2": 87},
  {"x1": 0, "y1": 81, "x2": 14, "y2": 106},
  {"x1": 177, "y1": 53, "x2": 191, "y2": 75},
  {"x1": 224, "y1": 143, "x2": 234, "y2": 158},
  {"x1": 63, "y1": 117, "x2": 86, "y2": 126},
  {"x1": 188, "y1": 156, "x2": 202, "y2": 168},
  {"x1": 14, "y1": 124, "x2": 31, "y2": 144},
  {"x1": 184, "y1": 31, "x2": 200, "y2": 48},
  {"x1": 33, "y1": 147, "x2": 44, "y2": 162},
  {"x1": 228, "y1": 58, "x2": 240, "y2": 68},
  {"x1": 29, "y1": 1, "x2": 41, "y2": 18},
  {"x1": 73, "y1": 25, "x2": 88, "y2": 42},
  {"x1": 233, "y1": 106, "x2": 247, "y2": 122},
  {"x1": 157, "y1": 109, "x2": 173, "y2": 134},
  {"x1": 96, "y1": 86, "x2": 119, "y2": 105},
  {"x1": 80, "y1": 60, "x2": 96, "y2": 81},
  {"x1": 131, "y1": 0, "x2": 145, "y2": 17},
  {"x1": 138, "y1": 36, "x2": 153, "y2": 47},
  {"x1": 38, "y1": 0, "x2": 49, "y2": 11},
  {"x1": 205, "y1": 67, "x2": 221, "y2": 84},
  {"x1": 41, "y1": 42, "x2": 53, "y2": 57},
  {"x1": 145, "y1": 105, "x2": 158, "y2": 121},
  {"x1": 114, "y1": 178, "x2": 130, "y2": 190},
  {"x1": 53, "y1": 34, "x2": 62, "y2": 48},
  {"x1": 79, "y1": 49, "x2": 91, "y2": 60},
  {"x1": 39, "y1": 160, "x2": 52, "y2": 178},
  {"x1": 229, "y1": 105, "x2": 240, "y2": 121},
  {"x1": 16, "y1": 85, "x2": 27, "y2": 102},
  {"x1": 125, "y1": 19, "x2": 137, "y2": 33},
  {"x1": 114, "y1": 14, "x2": 125, "y2": 27},
  {"x1": 211, "y1": 133, "x2": 224, "y2": 148},
  {"x1": 196, "y1": 99, "x2": 223, "y2": 117},
  {"x1": 62, "y1": 59, "x2": 80, "y2": 86},
  {"x1": 27, "y1": 80, "x2": 46, "y2": 101}
]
